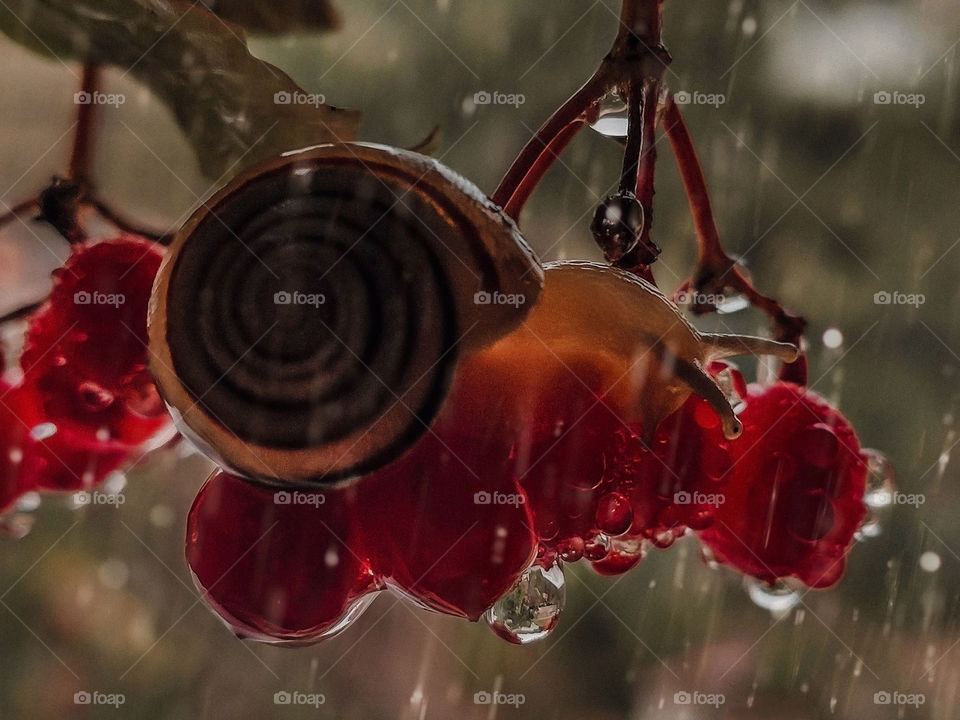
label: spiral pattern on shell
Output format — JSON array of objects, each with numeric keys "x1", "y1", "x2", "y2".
[{"x1": 149, "y1": 143, "x2": 542, "y2": 485}]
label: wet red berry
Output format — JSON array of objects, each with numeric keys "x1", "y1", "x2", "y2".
[
  {"x1": 186, "y1": 471, "x2": 378, "y2": 643},
  {"x1": 0, "y1": 381, "x2": 34, "y2": 511},
  {"x1": 1, "y1": 381, "x2": 131, "y2": 494},
  {"x1": 696, "y1": 382, "x2": 867, "y2": 588},
  {"x1": 21, "y1": 237, "x2": 170, "y2": 449},
  {"x1": 356, "y1": 369, "x2": 537, "y2": 621}
]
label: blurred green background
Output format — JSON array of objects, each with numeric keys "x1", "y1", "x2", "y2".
[{"x1": 1, "y1": 0, "x2": 959, "y2": 717}]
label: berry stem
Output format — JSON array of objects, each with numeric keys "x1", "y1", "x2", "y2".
[
  {"x1": 491, "y1": 71, "x2": 607, "y2": 219},
  {"x1": 68, "y1": 63, "x2": 101, "y2": 184},
  {"x1": 618, "y1": 79, "x2": 644, "y2": 195},
  {"x1": 618, "y1": 0, "x2": 663, "y2": 36},
  {"x1": 663, "y1": 95, "x2": 807, "y2": 351},
  {"x1": 0, "y1": 197, "x2": 40, "y2": 230}
]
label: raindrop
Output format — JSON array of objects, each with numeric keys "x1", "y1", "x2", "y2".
[
  {"x1": 148, "y1": 504, "x2": 175, "y2": 528},
  {"x1": 919, "y1": 551, "x2": 941, "y2": 573},
  {"x1": 822, "y1": 327, "x2": 844, "y2": 349},
  {"x1": 98, "y1": 559, "x2": 130, "y2": 589},
  {"x1": 744, "y1": 577, "x2": 801, "y2": 614},
  {"x1": 484, "y1": 561, "x2": 565, "y2": 645},
  {"x1": 15, "y1": 492, "x2": 41, "y2": 513},
  {"x1": 0, "y1": 513, "x2": 34, "y2": 540},
  {"x1": 699, "y1": 544, "x2": 720, "y2": 570},
  {"x1": 29, "y1": 423, "x2": 57, "y2": 441},
  {"x1": 859, "y1": 448, "x2": 895, "y2": 538},
  {"x1": 589, "y1": 92, "x2": 629, "y2": 140},
  {"x1": 715, "y1": 293, "x2": 751, "y2": 315}
]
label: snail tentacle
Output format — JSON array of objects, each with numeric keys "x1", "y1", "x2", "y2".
[
  {"x1": 662, "y1": 347, "x2": 744, "y2": 440},
  {"x1": 700, "y1": 333, "x2": 799, "y2": 363}
]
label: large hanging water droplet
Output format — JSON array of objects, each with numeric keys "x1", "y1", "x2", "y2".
[
  {"x1": 744, "y1": 577, "x2": 801, "y2": 615},
  {"x1": 484, "y1": 561, "x2": 565, "y2": 645},
  {"x1": 859, "y1": 448, "x2": 895, "y2": 538},
  {"x1": 589, "y1": 93, "x2": 628, "y2": 140}
]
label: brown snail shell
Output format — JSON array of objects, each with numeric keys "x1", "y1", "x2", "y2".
[{"x1": 148, "y1": 142, "x2": 542, "y2": 486}]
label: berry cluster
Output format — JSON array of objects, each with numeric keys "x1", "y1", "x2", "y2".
[
  {"x1": 185, "y1": 263, "x2": 869, "y2": 645},
  {"x1": 0, "y1": 236, "x2": 171, "y2": 510}
]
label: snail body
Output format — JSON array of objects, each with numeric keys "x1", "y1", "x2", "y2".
[
  {"x1": 149, "y1": 143, "x2": 542, "y2": 486},
  {"x1": 462, "y1": 261, "x2": 797, "y2": 441}
]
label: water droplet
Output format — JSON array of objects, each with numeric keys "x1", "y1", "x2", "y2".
[
  {"x1": 595, "y1": 492, "x2": 632, "y2": 536},
  {"x1": 742, "y1": 16, "x2": 758, "y2": 36},
  {"x1": 97, "y1": 559, "x2": 129, "y2": 589},
  {"x1": 744, "y1": 577, "x2": 801, "y2": 614},
  {"x1": 0, "y1": 513, "x2": 34, "y2": 540},
  {"x1": 715, "y1": 293, "x2": 751, "y2": 315},
  {"x1": 589, "y1": 93, "x2": 628, "y2": 139},
  {"x1": 822, "y1": 328, "x2": 844, "y2": 349},
  {"x1": 859, "y1": 449, "x2": 895, "y2": 538},
  {"x1": 919, "y1": 551, "x2": 941, "y2": 573},
  {"x1": 15, "y1": 492, "x2": 41, "y2": 512},
  {"x1": 699, "y1": 544, "x2": 720, "y2": 570},
  {"x1": 485, "y1": 561, "x2": 565, "y2": 645},
  {"x1": 558, "y1": 536, "x2": 584, "y2": 562},
  {"x1": 29, "y1": 423, "x2": 57, "y2": 441},
  {"x1": 583, "y1": 533, "x2": 610, "y2": 561},
  {"x1": 148, "y1": 504, "x2": 175, "y2": 528},
  {"x1": 651, "y1": 528, "x2": 678, "y2": 549}
]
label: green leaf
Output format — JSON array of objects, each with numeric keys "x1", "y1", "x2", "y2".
[{"x1": 0, "y1": 0, "x2": 359, "y2": 179}]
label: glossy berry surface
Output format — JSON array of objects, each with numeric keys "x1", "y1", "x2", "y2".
[
  {"x1": 3, "y1": 380, "x2": 131, "y2": 492},
  {"x1": 20, "y1": 236, "x2": 170, "y2": 450},
  {"x1": 695, "y1": 382, "x2": 867, "y2": 587},
  {"x1": 355, "y1": 364, "x2": 537, "y2": 621},
  {"x1": 187, "y1": 471, "x2": 379, "y2": 643}
]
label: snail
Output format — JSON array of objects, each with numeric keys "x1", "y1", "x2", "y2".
[
  {"x1": 148, "y1": 143, "x2": 543, "y2": 486},
  {"x1": 464, "y1": 261, "x2": 799, "y2": 442}
]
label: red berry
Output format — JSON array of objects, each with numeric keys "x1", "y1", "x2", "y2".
[
  {"x1": 0, "y1": 381, "x2": 34, "y2": 511},
  {"x1": 1, "y1": 381, "x2": 131, "y2": 494},
  {"x1": 696, "y1": 382, "x2": 867, "y2": 588},
  {"x1": 186, "y1": 471, "x2": 378, "y2": 643},
  {"x1": 21, "y1": 237, "x2": 170, "y2": 449},
  {"x1": 356, "y1": 372, "x2": 537, "y2": 620},
  {"x1": 625, "y1": 392, "x2": 731, "y2": 543}
]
